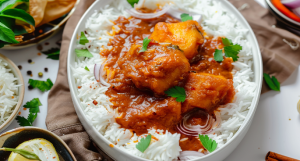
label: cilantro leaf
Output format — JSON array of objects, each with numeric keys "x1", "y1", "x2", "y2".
[
  {"x1": 75, "y1": 49, "x2": 93, "y2": 58},
  {"x1": 27, "y1": 112, "x2": 37, "y2": 124},
  {"x1": 220, "y1": 38, "x2": 242, "y2": 62},
  {"x1": 0, "y1": 9, "x2": 35, "y2": 26},
  {"x1": 84, "y1": 66, "x2": 90, "y2": 71},
  {"x1": 263, "y1": 73, "x2": 280, "y2": 91},
  {"x1": 23, "y1": 98, "x2": 42, "y2": 113},
  {"x1": 28, "y1": 78, "x2": 53, "y2": 92},
  {"x1": 136, "y1": 134, "x2": 151, "y2": 153},
  {"x1": 79, "y1": 31, "x2": 89, "y2": 45},
  {"x1": 221, "y1": 38, "x2": 232, "y2": 46},
  {"x1": 16, "y1": 116, "x2": 32, "y2": 126},
  {"x1": 199, "y1": 134, "x2": 218, "y2": 153},
  {"x1": 127, "y1": 0, "x2": 139, "y2": 7},
  {"x1": 214, "y1": 49, "x2": 223, "y2": 62},
  {"x1": 181, "y1": 13, "x2": 193, "y2": 22},
  {"x1": 139, "y1": 37, "x2": 151, "y2": 53},
  {"x1": 165, "y1": 86, "x2": 186, "y2": 102},
  {"x1": 0, "y1": 21, "x2": 19, "y2": 43},
  {"x1": 42, "y1": 48, "x2": 60, "y2": 60}
]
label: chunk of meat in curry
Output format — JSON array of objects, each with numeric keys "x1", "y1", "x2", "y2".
[
  {"x1": 119, "y1": 44, "x2": 190, "y2": 95},
  {"x1": 150, "y1": 20, "x2": 205, "y2": 62}
]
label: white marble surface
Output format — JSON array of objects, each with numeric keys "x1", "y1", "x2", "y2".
[{"x1": 0, "y1": 0, "x2": 300, "y2": 160}]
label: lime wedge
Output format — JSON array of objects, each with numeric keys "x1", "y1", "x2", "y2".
[{"x1": 8, "y1": 138, "x2": 60, "y2": 161}]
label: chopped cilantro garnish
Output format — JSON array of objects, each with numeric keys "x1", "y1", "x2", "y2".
[
  {"x1": 263, "y1": 73, "x2": 280, "y2": 91},
  {"x1": 199, "y1": 134, "x2": 218, "y2": 153},
  {"x1": 127, "y1": 0, "x2": 139, "y2": 7},
  {"x1": 165, "y1": 86, "x2": 186, "y2": 102},
  {"x1": 28, "y1": 78, "x2": 53, "y2": 92},
  {"x1": 222, "y1": 38, "x2": 242, "y2": 62},
  {"x1": 136, "y1": 134, "x2": 151, "y2": 153},
  {"x1": 214, "y1": 49, "x2": 223, "y2": 62},
  {"x1": 42, "y1": 48, "x2": 60, "y2": 60},
  {"x1": 16, "y1": 98, "x2": 42, "y2": 126},
  {"x1": 139, "y1": 37, "x2": 151, "y2": 53},
  {"x1": 79, "y1": 31, "x2": 89, "y2": 45},
  {"x1": 75, "y1": 49, "x2": 93, "y2": 58},
  {"x1": 84, "y1": 66, "x2": 90, "y2": 71},
  {"x1": 181, "y1": 13, "x2": 193, "y2": 22}
]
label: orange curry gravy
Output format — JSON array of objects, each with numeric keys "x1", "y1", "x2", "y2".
[{"x1": 100, "y1": 11, "x2": 235, "y2": 151}]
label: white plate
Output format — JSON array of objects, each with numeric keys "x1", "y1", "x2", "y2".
[{"x1": 67, "y1": 0, "x2": 263, "y2": 160}]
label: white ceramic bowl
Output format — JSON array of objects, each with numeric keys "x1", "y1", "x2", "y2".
[{"x1": 67, "y1": 0, "x2": 263, "y2": 160}]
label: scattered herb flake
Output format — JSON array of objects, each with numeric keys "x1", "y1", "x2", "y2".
[
  {"x1": 263, "y1": 73, "x2": 280, "y2": 91},
  {"x1": 42, "y1": 48, "x2": 60, "y2": 60},
  {"x1": 75, "y1": 49, "x2": 93, "y2": 58},
  {"x1": 181, "y1": 13, "x2": 193, "y2": 22},
  {"x1": 165, "y1": 86, "x2": 186, "y2": 102},
  {"x1": 127, "y1": 0, "x2": 139, "y2": 7},
  {"x1": 79, "y1": 31, "x2": 89, "y2": 45},
  {"x1": 214, "y1": 49, "x2": 223, "y2": 62},
  {"x1": 139, "y1": 37, "x2": 151, "y2": 53},
  {"x1": 16, "y1": 98, "x2": 42, "y2": 127},
  {"x1": 23, "y1": 98, "x2": 42, "y2": 113},
  {"x1": 199, "y1": 134, "x2": 218, "y2": 153},
  {"x1": 28, "y1": 78, "x2": 53, "y2": 92},
  {"x1": 84, "y1": 66, "x2": 90, "y2": 71},
  {"x1": 136, "y1": 134, "x2": 151, "y2": 153}
]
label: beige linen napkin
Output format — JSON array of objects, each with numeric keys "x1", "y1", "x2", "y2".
[{"x1": 46, "y1": 0, "x2": 300, "y2": 160}]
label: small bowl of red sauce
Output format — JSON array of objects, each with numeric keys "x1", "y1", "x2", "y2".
[{"x1": 266, "y1": 0, "x2": 300, "y2": 35}]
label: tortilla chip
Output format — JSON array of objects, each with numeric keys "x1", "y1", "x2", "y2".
[
  {"x1": 29, "y1": 0, "x2": 48, "y2": 26},
  {"x1": 37, "y1": 0, "x2": 77, "y2": 27}
]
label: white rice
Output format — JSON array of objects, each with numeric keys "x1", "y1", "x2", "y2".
[
  {"x1": 0, "y1": 58, "x2": 19, "y2": 126},
  {"x1": 72, "y1": 0, "x2": 257, "y2": 160}
]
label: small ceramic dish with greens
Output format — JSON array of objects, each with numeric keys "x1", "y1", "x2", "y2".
[{"x1": 0, "y1": 127, "x2": 76, "y2": 161}]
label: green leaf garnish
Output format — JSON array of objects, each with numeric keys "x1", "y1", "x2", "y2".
[
  {"x1": 139, "y1": 37, "x2": 151, "y2": 53},
  {"x1": 84, "y1": 66, "x2": 90, "y2": 71},
  {"x1": 165, "y1": 86, "x2": 186, "y2": 102},
  {"x1": 136, "y1": 134, "x2": 151, "y2": 153},
  {"x1": 127, "y1": 0, "x2": 139, "y2": 7},
  {"x1": 0, "y1": 21, "x2": 18, "y2": 43},
  {"x1": 221, "y1": 38, "x2": 242, "y2": 62},
  {"x1": 42, "y1": 48, "x2": 60, "y2": 60},
  {"x1": 0, "y1": 147, "x2": 41, "y2": 160},
  {"x1": 16, "y1": 98, "x2": 41, "y2": 126},
  {"x1": 79, "y1": 31, "x2": 89, "y2": 45},
  {"x1": 28, "y1": 78, "x2": 53, "y2": 92},
  {"x1": 0, "y1": 8, "x2": 35, "y2": 26},
  {"x1": 199, "y1": 134, "x2": 218, "y2": 153},
  {"x1": 181, "y1": 13, "x2": 193, "y2": 22},
  {"x1": 13, "y1": 25, "x2": 27, "y2": 35},
  {"x1": 23, "y1": 98, "x2": 42, "y2": 113},
  {"x1": 263, "y1": 73, "x2": 280, "y2": 91},
  {"x1": 214, "y1": 49, "x2": 223, "y2": 62},
  {"x1": 75, "y1": 49, "x2": 93, "y2": 58}
]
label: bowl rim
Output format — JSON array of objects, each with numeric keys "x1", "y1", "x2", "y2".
[
  {"x1": 0, "y1": 53, "x2": 25, "y2": 132},
  {"x1": 67, "y1": 0, "x2": 263, "y2": 160},
  {"x1": 0, "y1": 126, "x2": 77, "y2": 161},
  {"x1": 2, "y1": 0, "x2": 81, "y2": 50},
  {"x1": 265, "y1": 0, "x2": 300, "y2": 26}
]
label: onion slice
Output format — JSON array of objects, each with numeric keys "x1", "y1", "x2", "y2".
[
  {"x1": 178, "y1": 151, "x2": 206, "y2": 161},
  {"x1": 94, "y1": 64, "x2": 110, "y2": 87},
  {"x1": 177, "y1": 109, "x2": 221, "y2": 136},
  {"x1": 281, "y1": 0, "x2": 300, "y2": 9},
  {"x1": 292, "y1": 7, "x2": 300, "y2": 17},
  {"x1": 126, "y1": 5, "x2": 170, "y2": 19}
]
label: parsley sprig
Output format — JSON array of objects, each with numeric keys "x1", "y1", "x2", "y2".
[
  {"x1": 42, "y1": 48, "x2": 60, "y2": 60},
  {"x1": 127, "y1": 0, "x2": 139, "y2": 7},
  {"x1": 181, "y1": 13, "x2": 193, "y2": 22},
  {"x1": 16, "y1": 98, "x2": 42, "y2": 126},
  {"x1": 136, "y1": 134, "x2": 152, "y2": 153},
  {"x1": 214, "y1": 38, "x2": 242, "y2": 62},
  {"x1": 199, "y1": 134, "x2": 218, "y2": 153},
  {"x1": 139, "y1": 37, "x2": 151, "y2": 53},
  {"x1": 28, "y1": 78, "x2": 53, "y2": 92},
  {"x1": 165, "y1": 86, "x2": 186, "y2": 102},
  {"x1": 263, "y1": 73, "x2": 280, "y2": 91}
]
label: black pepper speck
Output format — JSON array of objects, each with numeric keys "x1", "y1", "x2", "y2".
[{"x1": 27, "y1": 71, "x2": 32, "y2": 75}]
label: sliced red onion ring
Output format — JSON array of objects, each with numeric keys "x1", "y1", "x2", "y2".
[
  {"x1": 281, "y1": 0, "x2": 300, "y2": 9},
  {"x1": 126, "y1": 5, "x2": 170, "y2": 19},
  {"x1": 178, "y1": 151, "x2": 206, "y2": 161},
  {"x1": 292, "y1": 7, "x2": 300, "y2": 17},
  {"x1": 177, "y1": 110, "x2": 221, "y2": 136},
  {"x1": 94, "y1": 64, "x2": 110, "y2": 87}
]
